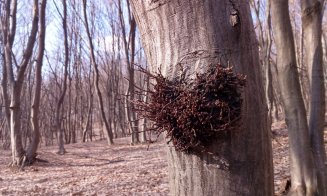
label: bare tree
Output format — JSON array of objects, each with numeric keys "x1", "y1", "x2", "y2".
[
  {"x1": 26, "y1": 0, "x2": 47, "y2": 163},
  {"x1": 82, "y1": 0, "x2": 114, "y2": 145},
  {"x1": 118, "y1": 0, "x2": 139, "y2": 144},
  {"x1": 55, "y1": 0, "x2": 70, "y2": 155},
  {"x1": 1, "y1": 0, "x2": 39, "y2": 166}
]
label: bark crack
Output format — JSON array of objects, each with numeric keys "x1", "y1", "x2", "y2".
[
  {"x1": 303, "y1": 1, "x2": 321, "y2": 17},
  {"x1": 147, "y1": 0, "x2": 169, "y2": 12}
]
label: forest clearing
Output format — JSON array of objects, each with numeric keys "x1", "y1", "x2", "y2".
[{"x1": 0, "y1": 121, "x2": 318, "y2": 196}]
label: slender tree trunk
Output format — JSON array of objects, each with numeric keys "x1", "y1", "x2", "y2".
[
  {"x1": 1, "y1": 58, "x2": 10, "y2": 140},
  {"x1": 82, "y1": 94, "x2": 92, "y2": 142},
  {"x1": 141, "y1": 75, "x2": 149, "y2": 143},
  {"x1": 131, "y1": 1, "x2": 273, "y2": 195},
  {"x1": 271, "y1": 1, "x2": 318, "y2": 195},
  {"x1": 56, "y1": 0, "x2": 70, "y2": 155},
  {"x1": 264, "y1": 1, "x2": 274, "y2": 124},
  {"x1": 26, "y1": 0, "x2": 47, "y2": 164},
  {"x1": 301, "y1": 0, "x2": 327, "y2": 195},
  {"x1": 82, "y1": 0, "x2": 114, "y2": 145},
  {"x1": 118, "y1": 0, "x2": 139, "y2": 144},
  {"x1": 1, "y1": 54, "x2": 11, "y2": 149}
]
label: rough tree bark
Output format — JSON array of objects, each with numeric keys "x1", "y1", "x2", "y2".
[
  {"x1": 131, "y1": 1, "x2": 273, "y2": 195},
  {"x1": 26, "y1": 0, "x2": 47, "y2": 164},
  {"x1": 301, "y1": 0, "x2": 327, "y2": 195},
  {"x1": 271, "y1": 0, "x2": 318, "y2": 195}
]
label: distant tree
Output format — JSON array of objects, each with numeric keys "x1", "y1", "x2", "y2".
[
  {"x1": 118, "y1": 0, "x2": 139, "y2": 144},
  {"x1": 55, "y1": 0, "x2": 70, "y2": 155},
  {"x1": 82, "y1": 0, "x2": 114, "y2": 145}
]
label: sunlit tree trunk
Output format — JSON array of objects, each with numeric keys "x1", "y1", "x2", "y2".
[{"x1": 131, "y1": 1, "x2": 273, "y2": 195}]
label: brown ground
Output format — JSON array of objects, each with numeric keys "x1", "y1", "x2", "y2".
[
  {"x1": 0, "y1": 139, "x2": 169, "y2": 196},
  {"x1": 0, "y1": 121, "x2": 316, "y2": 195}
]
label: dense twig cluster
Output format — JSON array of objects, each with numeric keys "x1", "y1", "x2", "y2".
[{"x1": 135, "y1": 64, "x2": 246, "y2": 152}]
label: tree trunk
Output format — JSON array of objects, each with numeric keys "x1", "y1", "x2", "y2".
[
  {"x1": 26, "y1": 0, "x2": 47, "y2": 164},
  {"x1": 118, "y1": 0, "x2": 139, "y2": 144},
  {"x1": 56, "y1": 0, "x2": 70, "y2": 155},
  {"x1": 82, "y1": 94, "x2": 93, "y2": 142},
  {"x1": 141, "y1": 75, "x2": 149, "y2": 143},
  {"x1": 82, "y1": 0, "x2": 114, "y2": 145},
  {"x1": 131, "y1": 1, "x2": 273, "y2": 195},
  {"x1": 301, "y1": 0, "x2": 327, "y2": 195},
  {"x1": 271, "y1": 0, "x2": 318, "y2": 195},
  {"x1": 3, "y1": 0, "x2": 39, "y2": 166},
  {"x1": 10, "y1": 93, "x2": 25, "y2": 165},
  {"x1": 1, "y1": 57, "x2": 11, "y2": 142}
]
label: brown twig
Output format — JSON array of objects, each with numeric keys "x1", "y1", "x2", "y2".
[{"x1": 134, "y1": 64, "x2": 246, "y2": 152}]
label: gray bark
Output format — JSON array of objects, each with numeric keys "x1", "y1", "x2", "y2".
[
  {"x1": 301, "y1": 0, "x2": 327, "y2": 195},
  {"x1": 271, "y1": 0, "x2": 318, "y2": 195},
  {"x1": 131, "y1": 1, "x2": 273, "y2": 195}
]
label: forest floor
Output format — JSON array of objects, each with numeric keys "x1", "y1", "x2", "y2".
[{"x1": 0, "y1": 121, "x2": 317, "y2": 196}]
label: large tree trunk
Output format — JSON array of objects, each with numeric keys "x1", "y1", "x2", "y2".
[
  {"x1": 131, "y1": 1, "x2": 273, "y2": 195},
  {"x1": 301, "y1": 0, "x2": 327, "y2": 195},
  {"x1": 271, "y1": 0, "x2": 318, "y2": 195}
]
